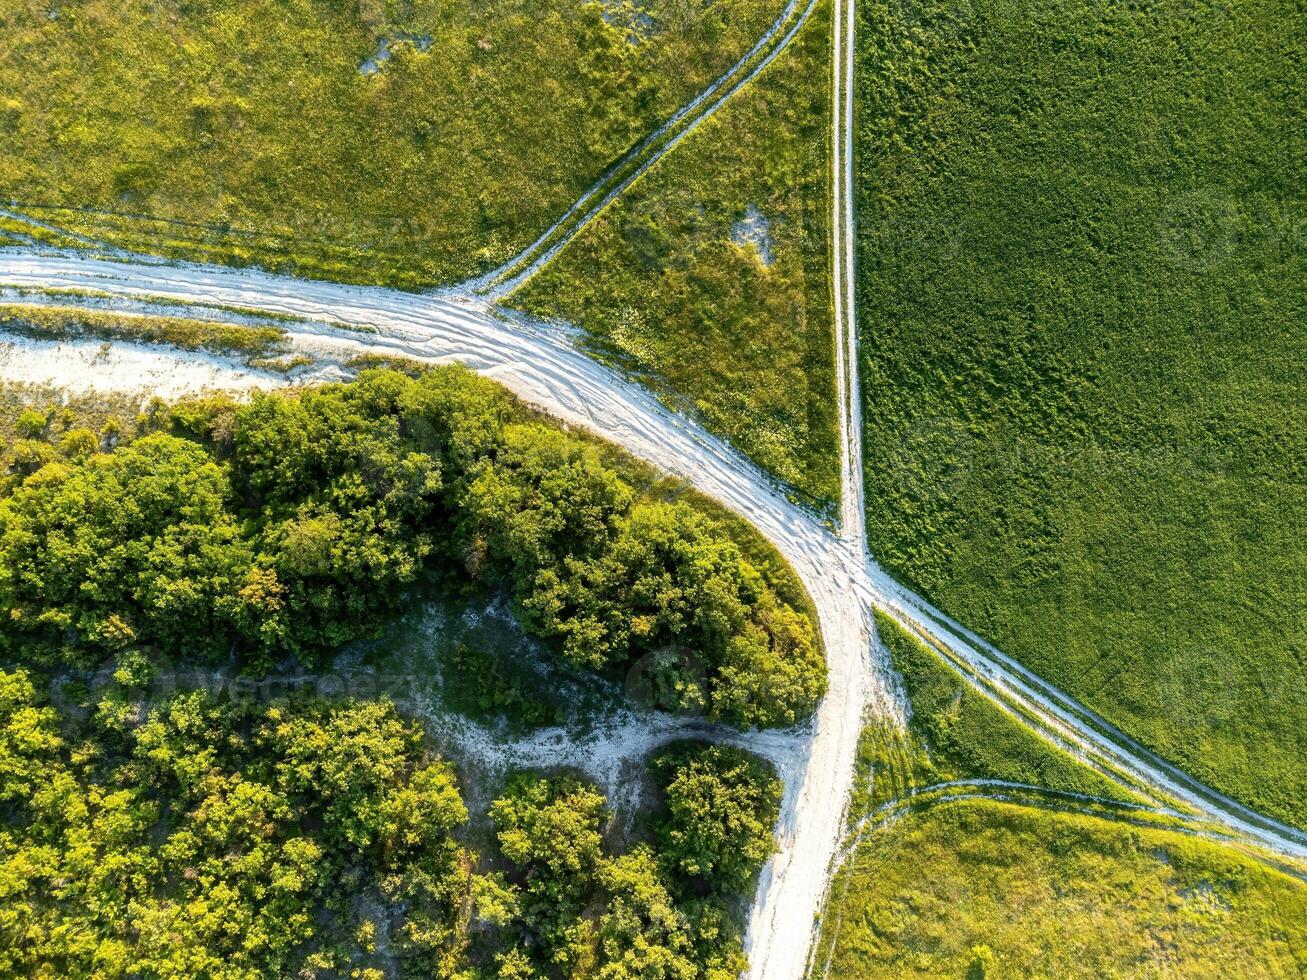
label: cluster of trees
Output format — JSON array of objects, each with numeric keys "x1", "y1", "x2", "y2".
[
  {"x1": 476, "y1": 742, "x2": 780, "y2": 977},
  {"x1": 0, "y1": 668, "x2": 781, "y2": 978},
  {"x1": 0, "y1": 670, "x2": 474, "y2": 978},
  {"x1": 0, "y1": 367, "x2": 824, "y2": 727}
]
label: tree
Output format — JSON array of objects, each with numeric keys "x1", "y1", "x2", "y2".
[
  {"x1": 489, "y1": 773, "x2": 608, "y2": 972},
  {"x1": 594, "y1": 847, "x2": 698, "y2": 979},
  {"x1": 0, "y1": 433, "x2": 254, "y2": 664},
  {"x1": 0, "y1": 682, "x2": 477, "y2": 979},
  {"x1": 649, "y1": 744, "x2": 781, "y2": 894}
]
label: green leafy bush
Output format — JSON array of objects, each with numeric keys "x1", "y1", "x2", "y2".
[
  {"x1": 0, "y1": 367, "x2": 824, "y2": 727},
  {"x1": 0, "y1": 671, "x2": 476, "y2": 979},
  {"x1": 485, "y1": 761, "x2": 767, "y2": 977},
  {"x1": 649, "y1": 742, "x2": 782, "y2": 894}
]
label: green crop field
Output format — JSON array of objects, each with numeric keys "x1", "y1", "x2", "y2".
[
  {"x1": 815, "y1": 800, "x2": 1307, "y2": 978},
  {"x1": 514, "y1": 1, "x2": 839, "y2": 506},
  {"x1": 854, "y1": 0, "x2": 1305, "y2": 825},
  {"x1": 0, "y1": 0, "x2": 788, "y2": 287}
]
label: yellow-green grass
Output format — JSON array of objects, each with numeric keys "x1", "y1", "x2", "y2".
[
  {"x1": 513, "y1": 0, "x2": 839, "y2": 506},
  {"x1": 855, "y1": 0, "x2": 1306, "y2": 824},
  {"x1": 0, "y1": 0, "x2": 787, "y2": 288},
  {"x1": 850, "y1": 613, "x2": 1134, "y2": 823},
  {"x1": 0, "y1": 304, "x2": 288, "y2": 359},
  {"x1": 816, "y1": 800, "x2": 1307, "y2": 978}
]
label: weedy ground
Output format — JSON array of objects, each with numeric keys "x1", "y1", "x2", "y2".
[
  {"x1": 514, "y1": 0, "x2": 840, "y2": 506},
  {"x1": 815, "y1": 798, "x2": 1307, "y2": 979}
]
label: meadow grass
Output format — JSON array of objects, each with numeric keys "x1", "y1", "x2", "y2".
[
  {"x1": 0, "y1": 0, "x2": 787, "y2": 288},
  {"x1": 0, "y1": 304, "x2": 288, "y2": 359},
  {"x1": 854, "y1": 0, "x2": 1305, "y2": 824},
  {"x1": 513, "y1": 0, "x2": 839, "y2": 506},
  {"x1": 815, "y1": 799, "x2": 1307, "y2": 978},
  {"x1": 857, "y1": 612, "x2": 1132, "y2": 816}
]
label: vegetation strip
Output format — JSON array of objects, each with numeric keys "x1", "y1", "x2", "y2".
[{"x1": 0, "y1": 303, "x2": 289, "y2": 361}]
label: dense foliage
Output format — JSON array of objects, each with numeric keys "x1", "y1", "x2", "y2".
[
  {"x1": 649, "y1": 743, "x2": 781, "y2": 894},
  {"x1": 516, "y1": 2, "x2": 839, "y2": 504},
  {"x1": 482, "y1": 744, "x2": 779, "y2": 977},
  {"x1": 855, "y1": 0, "x2": 1305, "y2": 823},
  {"x1": 0, "y1": 671, "x2": 781, "y2": 977},
  {"x1": 0, "y1": 367, "x2": 824, "y2": 727},
  {"x1": 0, "y1": 0, "x2": 787, "y2": 287},
  {"x1": 816, "y1": 800, "x2": 1307, "y2": 978},
  {"x1": 0, "y1": 671, "x2": 476, "y2": 978}
]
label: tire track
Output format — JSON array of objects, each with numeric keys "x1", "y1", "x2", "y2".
[{"x1": 466, "y1": 0, "x2": 823, "y2": 300}]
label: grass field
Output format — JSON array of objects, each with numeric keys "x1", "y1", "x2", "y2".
[
  {"x1": 513, "y1": 1, "x2": 839, "y2": 506},
  {"x1": 815, "y1": 800, "x2": 1307, "y2": 978},
  {"x1": 851, "y1": 613, "x2": 1130, "y2": 818},
  {"x1": 0, "y1": 0, "x2": 788, "y2": 287},
  {"x1": 854, "y1": 0, "x2": 1305, "y2": 824}
]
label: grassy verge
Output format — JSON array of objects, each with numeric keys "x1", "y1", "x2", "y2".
[
  {"x1": 513, "y1": 0, "x2": 839, "y2": 507},
  {"x1": 853, "y1": 613, "x2": 1131, "y2": 818},
  {"x1": 0, "y1": 304, "x2": 289, "y2": 360},
  {"x1": 815, "y1": 799, "x2": 1307, "y2": 978},
  {"x1": 0, "y1": 0, "x2": 788, "y2": 288},
  {"x1": 854, "y1": 0, "x2": 1305, "y2": 824},
  {"x1": 0, "y1": 382, "x2": 146, "y2": 485}
]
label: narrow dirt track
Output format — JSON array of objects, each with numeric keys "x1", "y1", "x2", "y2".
[
  {"x1": 2, "y1": 3, "x2": 1305, "y2": 966},
  {"x1": 3, "y1": 247, "x2": 1304, "y2": 980}
]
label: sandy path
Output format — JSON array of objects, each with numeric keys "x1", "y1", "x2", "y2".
[
  {"x1": 0, "y1": 332, "x2": 285, "y2": 397},
  {"x1": 2, "y1": 245, "x2": 1305, "y2": 975}
]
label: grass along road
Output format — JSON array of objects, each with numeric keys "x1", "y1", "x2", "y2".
[{"x1": 3, "y1": 242, "x2": 1306, "y2": 973}]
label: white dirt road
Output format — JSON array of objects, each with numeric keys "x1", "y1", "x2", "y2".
[
  {"x1": 3, "y1": 247, "x2": 1305, "y2": 980},
  {"x1": 0, "y1": 332, "x2": 285, "y2": 397}
]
